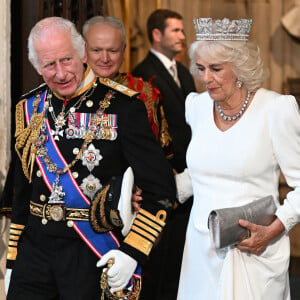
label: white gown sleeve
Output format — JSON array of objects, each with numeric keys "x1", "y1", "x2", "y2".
[
  {"x1": 269, "y1": 94, "x2": 300, "y2": 231},
  {"x1": 185, "y1": 92, "x2": 199, "y2": 127},
  {"x1": 175, "y1": 168, "x2": 193, "y2": 203}
]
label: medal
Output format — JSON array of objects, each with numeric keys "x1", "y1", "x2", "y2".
[
  {"x1": 55, "y1": 112, "x2": 66, "y2": 127},
  {"x1": 82, "y1": 143, "x2": 102, "y2": 172},
  {"x1": 48, "y1": 176, "x2": 65, "y2": 204},
  {"x1": 51, "y1": 127, "x2": 64, "y2": 141},
  {"x1": 80, "y1": 174, "x2": 102, "y2": 199}
]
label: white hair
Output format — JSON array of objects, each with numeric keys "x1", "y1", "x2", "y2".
[
  {"x1": 189, "y1": 40, "x2": 269, "y2": 92},
  {"x1": 28, "y1": 17, "x2": 85, "y2": 70},
  {"x1": 82, "y1": 15, "x2": 126, "y2": 49}
]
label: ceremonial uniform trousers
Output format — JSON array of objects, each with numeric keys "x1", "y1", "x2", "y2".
[{"x1": 6, "y1": 76, "x2": 176, "y2": 300}]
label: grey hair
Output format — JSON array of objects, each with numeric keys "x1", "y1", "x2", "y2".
[
  {"x1": 82, "y1": 16, "x2": 126, "y2": 48},
  {"x1": 28, "y1": 17, "x2": 86, "y2": 71},
  {"x1": 189, "y1": 40, "x2": 269, "y2": 92}
]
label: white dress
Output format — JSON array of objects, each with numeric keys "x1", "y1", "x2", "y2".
[{"x1": 177, "y1": 88, "x2": 300, "y2": 300}]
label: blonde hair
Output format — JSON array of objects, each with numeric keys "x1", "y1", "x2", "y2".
[{"x1": 189, "y1": 40, "x2": 269, "y2": 92}]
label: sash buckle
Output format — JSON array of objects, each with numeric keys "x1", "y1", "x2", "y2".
[{"x1": 49, "y1": 205, "x2": 64, "y2": 221}]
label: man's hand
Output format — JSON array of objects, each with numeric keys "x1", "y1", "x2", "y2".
[
  {"x1": 97, "y1": 250, "x2": 137, "y2": 293},
  {"x1": 131, "y1": 186, "x2": 143, "y2": 213}
]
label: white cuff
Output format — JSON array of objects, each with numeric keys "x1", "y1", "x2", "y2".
[
  {"x1": 5, "y1": 268, "x2": 12, "y2": 295},
  {"x1": 175, "y1": 168, "x2": 193, "y2": 204}
]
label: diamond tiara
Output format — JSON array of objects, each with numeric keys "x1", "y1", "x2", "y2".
[{"x1": 193, "y1": 18, "x2": 252, "y2": 41}]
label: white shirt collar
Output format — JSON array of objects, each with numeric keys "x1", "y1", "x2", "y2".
[{"x1": 150, "y1": 48, "x2": 177, "y2": 72}]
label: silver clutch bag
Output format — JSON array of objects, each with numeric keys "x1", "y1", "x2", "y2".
[{"x1": 208, "y1": 195, "x2": 276, "y2": 249}]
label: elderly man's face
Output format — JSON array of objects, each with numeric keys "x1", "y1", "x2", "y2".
[
  {"x1": 35, "y1": 30, "x2": 86, "y2": 98},
  {"x1": 85, "y1": 23, "x2": 125, "y2": 79}
]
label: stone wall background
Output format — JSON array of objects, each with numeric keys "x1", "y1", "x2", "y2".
[{"x1": 0, "y1": 0, "x2": 11, "y2": 298}]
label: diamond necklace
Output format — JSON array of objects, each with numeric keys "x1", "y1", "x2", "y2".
[
  {"x1": 48, "y1": 82, "x2": 98, "y2": 140},
  {"x1": 215, "y1": 90, "x2": 251, "y2": 121}
]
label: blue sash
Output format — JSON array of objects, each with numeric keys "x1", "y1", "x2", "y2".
[{"x1": 24, "y1": 90, "x2": 141, "y2": 278}]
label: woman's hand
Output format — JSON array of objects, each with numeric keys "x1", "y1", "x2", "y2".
[
  {"x1": 131, "y1": 186, "x2": 143, "y2": 213},
  {"x1": 236, "y1": 218, "x2": 285, "y2": 255}
]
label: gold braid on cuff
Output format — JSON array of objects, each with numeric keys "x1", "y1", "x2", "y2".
[
  {"x1": 123, "y1": 208, "x2": 166, "y2": 256},
  {"x1": 7, "y1": 223, "x2": 25, "y2": 261}
]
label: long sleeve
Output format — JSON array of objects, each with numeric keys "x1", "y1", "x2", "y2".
[
  {"x1": 6, "y1": 158, "x2": 32, "y2": 268},
  {"x1": 270, "y1": 94, "x2": 300, "y2": 231}
]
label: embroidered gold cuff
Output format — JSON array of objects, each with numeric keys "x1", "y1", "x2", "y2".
[
  {"x1": 123, "y1": 208, "x2": 166, "y2": 256},
  {"x1": 8, "y1": 241, "x2": 18, "y2": 247},
  {"x1": 131, "y1": 225, "x2": 157, "y2": 243},
  {"x1": 7, "y1": 246, "x2": 18, "y2": 260},
  {"x1": 7, "y1": 223, "x2": 25, "y2": 261}
]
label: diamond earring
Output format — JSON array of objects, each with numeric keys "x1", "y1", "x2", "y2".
[{"x1": 237, "y1": 79, "x2": 243, "y2": 88}]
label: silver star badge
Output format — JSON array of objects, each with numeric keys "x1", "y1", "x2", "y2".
[
  {"x1": 81, "y1": 143, "x2": 102, "y2": 172},
  {"x1": 80, "y1": 174, "x2": 102, "y2": 199}
]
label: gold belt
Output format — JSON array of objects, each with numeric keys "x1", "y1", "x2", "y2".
[{"x1": 30, "y1": 201, "x2": 89, "y2": 223}]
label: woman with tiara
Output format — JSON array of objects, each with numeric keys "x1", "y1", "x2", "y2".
[{"x1": 176, "y1": 18, "x2": 300, "y2": 299}]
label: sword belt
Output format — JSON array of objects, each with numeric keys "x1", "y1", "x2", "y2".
[{"x1": 30, "y1": 200, "x2": 89, "y2": 222}]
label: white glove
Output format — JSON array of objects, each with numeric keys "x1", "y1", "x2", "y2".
[
  {"x1": 5, "y1": 269, "x2": 12, "y2": 295},
  {"x1": 96, "y1": 249, "x2": 137, "y2": 293},
  {"x1": 175, "y1": 168, "x2": 193, "y2": 204}
]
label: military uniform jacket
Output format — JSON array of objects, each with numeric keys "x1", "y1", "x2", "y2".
[{"x1": 7, "y1": 67, "x2": 176, "y2": 269}]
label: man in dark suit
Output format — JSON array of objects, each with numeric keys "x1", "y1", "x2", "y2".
[
  {"x1": 5, "y1": 16, "x2": 176, "y2": 300},
  {"x1": 132, "y1": 8, "x2": 196, "y2": 300}
]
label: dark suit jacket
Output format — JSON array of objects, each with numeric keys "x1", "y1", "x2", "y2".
[{"x1": 132, "y1": 51, "x2": 196, "y2": 172}]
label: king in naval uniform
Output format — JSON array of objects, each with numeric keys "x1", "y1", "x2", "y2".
[{"x1": 5, "y1": 16, "x2": 176, "y2": 300}]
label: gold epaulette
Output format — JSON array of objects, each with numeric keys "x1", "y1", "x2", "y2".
[
  {"x1": 15, "y1": 99, "x2": 27, "y2": 138},
  {"x1": 7, "y1": 223, "x2": 25, "y2": 261},
  {"x1": 123, "y1": 208, "x2": 167, "y2": 256},
  {"x1": 99, "y1": 77, "x2": 139, "y2": 97}
]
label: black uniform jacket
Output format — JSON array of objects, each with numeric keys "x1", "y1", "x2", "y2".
[
  {"x1": 7, "y1": 69, "x2": 176, "y2": 268},
  {"x1": 132, "y1": 51, "x2": 196, "y2": 172}
]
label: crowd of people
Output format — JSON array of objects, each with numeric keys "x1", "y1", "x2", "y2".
[{"x1": 1, "y1": 7, "x2": 300, "y2": 300}]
